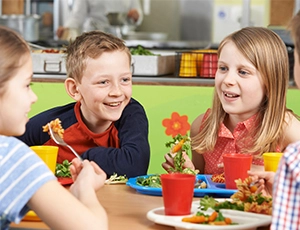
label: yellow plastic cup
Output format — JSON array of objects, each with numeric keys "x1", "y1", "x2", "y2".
[
  {"x1": 263, "y1": 152, "x2": 283, "y2": 172},
  {"x1": 179, "y1": 52, "x2": 197, "y2": 77},
  {"x1": 30, "y1": 146, "x2": 58, "y2": 174}
]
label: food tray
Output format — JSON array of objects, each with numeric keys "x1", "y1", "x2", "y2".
[
  {"x1": 31, "y1": 52, "x2": 66, "y2": 74},
  {"x1": 131, "y1": 54, "x2": 175, "y2": 76},
  {"x1": 175, "y1": 50, "x2": 218, "y2": 78},
  {"x1": 126, "y1": 174, "x2": 237, "y2": 197}
]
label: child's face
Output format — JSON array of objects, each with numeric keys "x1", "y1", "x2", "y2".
[
  {"x1": 0, "y1": 54, "x2": 37, "y2": 136},
  {"x1": 76, "y1": 50, "x2": 132, "y2": 131},
  {"x1": 215, "y1": 41, "x2": 265, "y2": 121},
  {"x1": 293, "y1": 51, "x2": 300, "y2": 89}
]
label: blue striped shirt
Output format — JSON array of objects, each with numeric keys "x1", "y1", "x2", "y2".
[{"x1": 0, "y1": 136, "x2": 55, "y2": 230}]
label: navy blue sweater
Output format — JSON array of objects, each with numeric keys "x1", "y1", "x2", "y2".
[{"x1": 17, "y1": 98, "x2": 150, "y2": 178}]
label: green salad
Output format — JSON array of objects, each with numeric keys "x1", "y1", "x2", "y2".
[{"x1": 55, "y1": 160, "x2": 72, "y2": 178}]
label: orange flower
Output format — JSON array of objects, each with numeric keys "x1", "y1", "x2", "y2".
[{"x1": 162, "y1": 112, "x2": 190, "y2": 137}]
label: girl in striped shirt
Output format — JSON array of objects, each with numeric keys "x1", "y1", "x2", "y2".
[{"x1": 0, "y1": 26, "x2": 108, "y2": 230}]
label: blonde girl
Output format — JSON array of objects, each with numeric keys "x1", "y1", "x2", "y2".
[
  {"x1": 0, "y1": 26, "x2": 107, "y2": 230},
  {"x1": 163, "y1": 27, "x2": 300, "y2": 174}
]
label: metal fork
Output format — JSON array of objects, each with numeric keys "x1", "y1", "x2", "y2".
[{"x1": 48, "y1": 124, "x2": 83, "y2": 162}]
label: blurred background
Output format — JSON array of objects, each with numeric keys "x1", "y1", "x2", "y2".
[{"x1": 0, "y1": 0, "x2": 298, "y2": 45}]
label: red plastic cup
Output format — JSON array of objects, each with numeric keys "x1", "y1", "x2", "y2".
[
  {"x1": 161, "y1": 173, "x2": 195, "y2": 215},
  {"x1": 223, "y1": 153, "x2": 253, "y2": 189}
]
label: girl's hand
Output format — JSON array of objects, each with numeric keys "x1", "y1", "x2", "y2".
[
  {"x1": 70, "y1": 158, "x2": 83, "y2": 182},
  {"x1": 162, "y1": 151, "x2": 195, "y2": 172},
  {"x1": 70, "y1": 159, "x2": 107, "y2": 193},
  {"x1": 248, "y1": 170, "x2": 275, "y2": 197}
]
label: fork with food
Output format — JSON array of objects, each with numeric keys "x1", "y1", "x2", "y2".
[{"x1": 43, "y1": 118, "x2": 83, "y2": 162}]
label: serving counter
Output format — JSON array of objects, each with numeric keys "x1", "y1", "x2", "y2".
[{"x1": 33, "y1": 73, "x2": 215, "y2": 86}]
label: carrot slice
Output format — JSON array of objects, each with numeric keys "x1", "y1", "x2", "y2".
[
  {"x1": 172, "y1": 139, "x2": 185, "y2": 153},
  {"x1": 182, "y1": 215, "x2": 206, "y2": 223},
  {"x1": 208, "y1": 211, "x2": 218, "y2": 222}
]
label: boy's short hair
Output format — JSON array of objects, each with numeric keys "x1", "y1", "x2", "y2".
[{"x1": 65, "y1": 31, "x2": 131, "y2": 82}]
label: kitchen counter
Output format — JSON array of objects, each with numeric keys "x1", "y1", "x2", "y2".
[
  {"x1": 125, "y1": 40, "x2": 211, "y2": 50},
  {"x1": 32, "y1": 73, "x2": 215, "y2": 86},
  {"x1": 32, "y1": 39, "x2": 211, "y2": 50},
  {"x1": 33, "y1": 74, "x2": 297, "y2": 88}
]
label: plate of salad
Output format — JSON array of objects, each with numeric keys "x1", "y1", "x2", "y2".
[
  {"x1": 127, "y1": 134, "x2": 236, "y2": 197},
  {"x1": 146, "y1": 200, "x2": 271, "y2": 229},
  {"x1": 147, "y1": 183, "x2": 272, "y2": 229},
  {"x1": 55, "y1": 160, "x2": 73, "y2": 186},
  {"x1": 126, "y1": 174, "x2": 237, "y2": 197}
]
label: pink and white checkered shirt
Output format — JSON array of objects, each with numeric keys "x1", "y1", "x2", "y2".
[
  {"x1": 271, "y1": 141, "x2": 300, "y2": 229},
  {"x1": 201, "y1": 109, "x2": 270, "y2": 174}
]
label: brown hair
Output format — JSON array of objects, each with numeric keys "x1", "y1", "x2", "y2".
[
  {"x1": 0, "y1": 25, "x2": 30, "y2": 95},
  {"x1": 65, "y1": 31, "x2": 131, "y2": 82},
  {"x1": 192, "y1": 27, "x2": 291, "y2": 156}
]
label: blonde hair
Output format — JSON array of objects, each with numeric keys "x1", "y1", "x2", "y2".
[
  {"x1": 192, "y1": 27, "x2": 290, "y2": 156},
  {"x1": 65, "y1": 30, "x2": 131, "y2": 82},
  {"x1": 0, "y1": 26, "x2": 30, "y2": 95}
]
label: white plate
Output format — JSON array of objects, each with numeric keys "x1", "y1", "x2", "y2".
[{"x1": 147, "y1": 201, "x2": 271, "y2": 230}]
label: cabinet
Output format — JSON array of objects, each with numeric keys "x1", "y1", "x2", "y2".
[
  {"x1": 2, "y1": 0, "x2": 24, "y2": 14},
  {"x1": 270, "y1": 0, "x2": 294, "y2": 26}
]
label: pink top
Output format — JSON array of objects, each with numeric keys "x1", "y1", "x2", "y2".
[{"x1": 200, "y1": 109, "x2": 279, "y2": 174}]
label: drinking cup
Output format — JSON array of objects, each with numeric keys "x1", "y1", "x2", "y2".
[
  {"x1": 179, "y1": 52, "x2": 197, "y2": 77},
  {"x1": 223, "y1": 153, "x2": 253, "y2": 189},
  {"x1": 161, "y1": 173, "x2": 195, "y2": 215},
  {"x1": 263, "y1": 152, "x2": 283, "y2": 172},
  {"x1": 30, "y1": 146, "x2": 58, "y2": 174}
]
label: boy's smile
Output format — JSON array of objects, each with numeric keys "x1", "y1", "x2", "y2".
[{"x1": 75, "y1": 50, "x2": 132, "y2": 133}]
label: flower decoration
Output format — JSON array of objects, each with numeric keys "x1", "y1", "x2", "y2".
[{"x1": 162, "y1": 112, "x2": 190, "y2": 137}]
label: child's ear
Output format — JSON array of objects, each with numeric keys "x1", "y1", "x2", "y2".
[{"x1": 64, "y1": 78, "x2": 81, "y2": 101}]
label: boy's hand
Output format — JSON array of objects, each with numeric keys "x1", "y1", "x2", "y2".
[{"x1": 248, "y1": 170, "x2": 275, "y2": 197}]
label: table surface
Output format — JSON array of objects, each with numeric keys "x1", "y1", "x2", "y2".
[
  {"x1": 10, "y1": 184, "x2": 270, "y2": 230},
  {"x1": 10, "y1": 184, "x2": 175, "y2": 230}
]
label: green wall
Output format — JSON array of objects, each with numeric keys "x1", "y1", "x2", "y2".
[{"x1": 29, "y1": 82, "x2": 300, "y2": 175}]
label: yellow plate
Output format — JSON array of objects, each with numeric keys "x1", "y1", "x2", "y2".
[{"x1": 23, "y1": 210, "x2": 41, "y2": 221}]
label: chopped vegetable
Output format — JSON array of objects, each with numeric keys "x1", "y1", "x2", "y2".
[
  {"x1": 136, "y1": 174, "x2": 161, "y2": 188},
  {"x1": 105, "y1": 173, "x2": 128, "y2": 184},
  {"x1": 182, "y1": 211, "x2": 235, "y2": 225},
  {"x1": 208, "y1": 211, "x2": 218, "y2": 222},
  {"x1": 163, "y1": 134, "x2": 199, "y2": 174},
  {"x1": 199, "y1": 195, "x2": 219, "y2": 211},
  {"x1": 199, "y1": 177, "x2": 273, "y2": 215},
  {"x1": 165, "y1": 134, "x2": 198, "y2": 174},
  {"x1": 55, "y1": 160, "x2": 72, "y2": 178},
  {"x1": 130, "y1": 45, "x2": 158, "y2": 56},
  {"x1": 182, "y1": 215, "x2": 206, "y2": 223}
]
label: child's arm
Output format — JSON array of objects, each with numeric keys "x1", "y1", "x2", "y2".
[
  {"x1": 28, "y1": 160, "x2": 108, "y2": 230},
  {"x1": 282, "y1": 112, "x2": 300, "y2": 150},
  {"x1": 190, "y1": 113, "x2": 206, "y2": 174}
]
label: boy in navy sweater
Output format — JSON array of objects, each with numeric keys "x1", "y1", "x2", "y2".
[{"x1": 18, "y1": 31, "x2": 150, "y2": 178}]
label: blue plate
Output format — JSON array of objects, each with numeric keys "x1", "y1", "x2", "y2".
[{"x1": 126, "y1": 174, "x2": 237, "y2": 197}]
